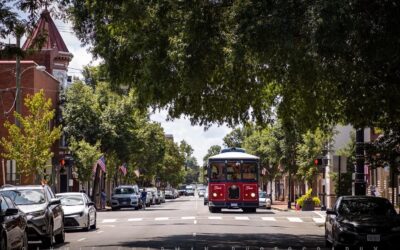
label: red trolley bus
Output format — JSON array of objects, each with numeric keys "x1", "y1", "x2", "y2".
[{"x1": 207, "y1": 148, "x2": 259, "y2": 213}]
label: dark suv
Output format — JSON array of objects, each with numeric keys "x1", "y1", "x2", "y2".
[{"x1": 0, "y1": 185, "x2": 65, "y2": 248}]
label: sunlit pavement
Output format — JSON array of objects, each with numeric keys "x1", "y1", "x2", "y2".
[{"x1": 29, "y1": 196, "x2": 327, "y2": 250}]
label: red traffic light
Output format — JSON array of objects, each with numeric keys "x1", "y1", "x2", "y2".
[
  {"x1": 60, "y1": 159, "x2": 65, "y2": 166},
  {"x1": 314, "y1": 158, "x2": 323, "y2": 166}
]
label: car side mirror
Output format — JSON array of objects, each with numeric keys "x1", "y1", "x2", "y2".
[
  {"x1": 5, "y1": 208, "x2": 19, "y2": 216},
  {"x1": 326, "y1": 208, "x2": 337, "y2": 215},
  {"x1": 49, "y1": 198, "x2": 61, "y2": 205}
]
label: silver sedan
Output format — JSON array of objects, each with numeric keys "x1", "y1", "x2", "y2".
[
  {"x1": 56, "y1": 192, "x2": 97, "y2": 231},
  {"x1": 259, "y1": 191, "x2": 272, "y2": 209}
]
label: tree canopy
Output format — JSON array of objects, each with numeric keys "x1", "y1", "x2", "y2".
[{"x1": 64, "y1": 0, "x2": 400, "y2": 130}]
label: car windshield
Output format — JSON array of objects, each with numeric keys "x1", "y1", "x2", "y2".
[
  {"x1": 1, "y1": 189, "x2": 46, "y2": 205},
  {"x1": 259, "y1": 192, "x2": 266, "y2": 198},
  {"x1": 114, "y1": 188, "x2": 135, "y2": 194},
  {"x1": 338, "y1": 198, "x2": 396, "y2": 217},
  {"x1": 58, "y1": 195, "x2": 84, "y2": 206}
]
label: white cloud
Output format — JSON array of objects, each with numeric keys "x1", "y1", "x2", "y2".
[{"x1": 151, "y1": 110, "x2": 231, "y2": 166}]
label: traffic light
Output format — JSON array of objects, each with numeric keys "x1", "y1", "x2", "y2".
[
  {"x1": 314, "y1": 158, "x2": 323, "y2": 166},
  {"x1": 59, "y1": 158, "x2": 65, "y2": 167}
]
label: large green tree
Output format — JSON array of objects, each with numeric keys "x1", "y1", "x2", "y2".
[
  {"x1": 1, "y1": 90, "x2": 61, "y2": 178},
  {"x1": 64, "y1": 0, "x2": 400, "y2": 130}
]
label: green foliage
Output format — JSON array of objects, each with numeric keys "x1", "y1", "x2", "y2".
[
  {"x1": 223, "y1": 125, "x2": 254, "y2": 148},
  {"x1": 1, "y1": 90, "x2": 61, "y2": 176},
  {"x1": 68, "y1": 138, "x2": 102, "y2": 183},
  {"x1": 296, "y1": 189, "x2": 320, "y2": 207},
  {"x1": 203, "y1": 145, "x2": 221, "y2": 165},
  {"x1": 296, "y1": 128, "x2": 333, "y2": 185},
  {"x1": 159, "y1": 139, "x2": 185, "y2": 187}
]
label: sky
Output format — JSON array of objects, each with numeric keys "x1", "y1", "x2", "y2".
[{"x1": 3, "y1": 12, "x2": 232, "y2": 166}]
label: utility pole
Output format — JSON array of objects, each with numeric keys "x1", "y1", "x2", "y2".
[{"x1": 355, "y1": 128, "x2": 366, "y2": 195}]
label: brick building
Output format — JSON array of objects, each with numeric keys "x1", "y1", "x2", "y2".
[{"x1": 0, "y1": 9, "x2": 73, "y2": 190}]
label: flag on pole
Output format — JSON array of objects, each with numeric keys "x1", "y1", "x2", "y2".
[
  {"x1": 97, "y1": 155, "x2": 106, "y2": 173},
  {"x1": 120, "y1": 163, "x2": 127, "y2": 176},
  {"x1": 134, "y1": 169, "x2": 140, "y2": 177}
]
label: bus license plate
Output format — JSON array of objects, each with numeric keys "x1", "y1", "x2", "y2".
[
  {"x1": 231, "y1": 203, "x2": 238, "y2": 207},
  {"x1": 367, "y1": 235, "x2": 380, "y2": 242}
]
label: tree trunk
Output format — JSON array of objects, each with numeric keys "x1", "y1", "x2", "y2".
[{"x1": 91, "y1": 164, "x2": 100, "y2": 207}]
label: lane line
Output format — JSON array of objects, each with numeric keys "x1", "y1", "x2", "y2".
[
  {"x1": 234, "y1": 216, "x2": 250, "y2": 221},
  {"x1": 154, "y1": 217, "x2": 169, "y2": 221},
  {"x1": 313, "y1": 217, "x2": 325, "y2": 223},
  {"x1": 261, "y1": 217, "x2": 277, "y2": 221},
  {"x1": 77, "y1": 238, "x2": 86, "y2": 242},
  {"x1": 102, "y1": 219, "x2": 117, "y2": 223},
  {"x1": 208, "y1": 216, "x2": 222, "y2": 220},
  {"x1": 97, "y1": 231, "x2": 104, "y2": 234},
  {"x1": 128, "y1": 218, "x2": 143, "y2": 222},
  {"x1": 287, "y1": 217, "x2": 303, "y2": 223},
  {"x1": 182, "y1": 216, "x2": 196, "y2": 220},
  {"x1": 194, "y1": 220, "x2": 197, "y2": 224}
]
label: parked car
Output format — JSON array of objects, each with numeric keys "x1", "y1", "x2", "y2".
[
  {"x1": 157, "y1": 190, "x2": 165, "y2": 203},
  {"x1": 146, "y1": 187, "x2": 160, "y2": 204},
  {"x1": 111, "y1": 185, "x2": 141, "y2": 210},
  {"x1": 0, "y1": 194, "x2": 28, "y2": 250},
  {"x1": 259, "y1": 191, "x2": 272, "y2": 209},
  {"x1": 185, "y1": 186, "x2": 195, "y2": 196},
  {"x1": 0, "y1": 185, "x2": 65, "y2": 248},
  {"x1": 56, "y1": 192, "x2": 96, "y2": 231},
  {"x1": 178, "y1": 185, "x2": 186, "y2": 196},
  {"x1": 204, "y1": 186, "x2": 209, "y2": 205},
  {"x1": 325, "y1": 196, "x2": 400, "y2": 248},
  {"x1": 164, "y1": 189, "x2": 174, "y2": 199}
]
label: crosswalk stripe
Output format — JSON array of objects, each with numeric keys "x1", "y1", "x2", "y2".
[
  {"x1": 102, "y1": 219, "x2": 116, "y2": 223},
  {"x1": 235, "y1": 216, "x2": 249, "y2": 220},
  {"x1": 208, "y1": 216, "x2": 222, "y2": 220},
  {"x1": 287, "y1": 217, "x2": 303, "y2": 222},
  {"x1": 181, "y1": 216, "x2": 196, "y2": 220},
  {"x1": 312, "y1": 217, "x2": 325, "y2": 223},
  {"x1": 155, "y1": 217, "x2": 169, "y2": 221},
  {"x1": 261, "y1": 217, "x2": 276, "y2": 221},
  {"x1": 128, "y1": 218, "x2": 143, "y2": 222}
]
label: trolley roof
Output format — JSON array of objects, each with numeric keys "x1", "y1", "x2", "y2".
[{"x1": 208, "y1": 151, "x2": 259, "y2": 160}]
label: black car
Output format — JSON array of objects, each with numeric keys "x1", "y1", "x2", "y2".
[
  {"x1": 0, "y1": 194, "x2": 28, "y2": 250},
  {"x1": 0, "y1": 185, "x2": 65, "y2": 248},
  {"x1": 325, "y1": 196, "x2": 400, "y2": 248}
]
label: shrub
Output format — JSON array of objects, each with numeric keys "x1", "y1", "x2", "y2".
[{"x1": 296, "y1": 189, "x2": 320, "y2": 207}]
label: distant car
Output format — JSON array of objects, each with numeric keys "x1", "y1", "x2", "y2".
[
  {"x1": 198, "y1": 188, "x2": 206, "y2": 197},
  {"x1": 146, "y1": 187, "x2": 160, "y2": 204},
  {"x1": 157, "y1": 190, "x2": 165, "y2": 203},
  {"x1": 259, "y1": 191, "x2": 272, "y2": 209},
  {"x1": 111, "y1": 185, "x2": 142, "y2": 210},
  {"x1": 325, "y1": 196, "x2": 400, "y2": 248},
  {"x1": 164, "y1": 189, "x2": 174, "y2": 199},
  {"x1": 56, "y1": 192, "x2": 96, "y2": 231},
  {"x1": 0, "y1": 194, "x2": 28, "y2": 250},
  {"x1": 178, "y1": 185, "x2": 186, "y2": 196},
  {"x1": 0, "y1": 185, "x2": 65, "y2": 248},
  {"x1": 204, "y1": 186, "x2": 209, "y2": 205}
]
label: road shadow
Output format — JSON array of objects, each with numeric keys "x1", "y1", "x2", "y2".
[{"x1": 83, "y1": 232, "x2": 329, "y2": 249}]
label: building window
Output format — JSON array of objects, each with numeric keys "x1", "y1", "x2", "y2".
[{"x1": 6, "y1": 160, "x2": 19, "y2": 184}]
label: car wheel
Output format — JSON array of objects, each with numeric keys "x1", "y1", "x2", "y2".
[
  {"x1": 55, "y1": 221, "x2": 65, "y2": 244},
  {"x1": 111, "y1": 207, "x2": 120, "y2": 211},
  {"x1": 22, "y1": 230, "x2": 28, "y2": 250},
  {"x1": 91, "y1": 213, "x2": 97, "y2": 230},
  {"x1": 42, "y1": 223, "x2": 53, "y2": 248}
]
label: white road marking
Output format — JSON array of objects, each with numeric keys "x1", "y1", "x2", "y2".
[
  {"x1": 234, "y1": 216, "x2": 250, "y2": 220},
  {"x1": 102, "y1": 219, "x2": 117, "y2": 223},
  {"x1": 261, "y1": 217, "x2": 277, "y2": 221},
  {"x1": 208, "y1": 216, "x2": 222, "y2": 220},
  {"x1": 102, "y1": 225, "x2": 115, "y2": 227},
  {"x1": 128, "y1": 218, "x2": 143, "y2": 222},
  {"x1": 77, "y1": 238, "x2": 86, "y2": 242},
  {"x1": 313, "y1": 217, "x2": 325, "y2": 223},
  {"x1": 182, "y1": 216, "x2": 196, "y2": 220},
  {"x1": 154, "y1": 217, "x2": 169, "y2": 221},
  {"x1": 97, "y1": 231, "x2": 104, "y2": 234},
  {"x1": 313, "y1": 211, "x2": 326, "y2": 218},
  {"x1": 287, "y1": 217, "x2": 303, "y2": 223},
  {"x1": 194, "y1": 220, "x2": 197, "y2": 224}
]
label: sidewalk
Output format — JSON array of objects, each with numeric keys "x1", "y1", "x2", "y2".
[{"x1": 271, "y1": 200, "x2": 324, "y2": 212}]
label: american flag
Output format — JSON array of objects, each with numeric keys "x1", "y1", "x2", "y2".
[
  {"x1": 120, "y1": 163, "x2": 127, "y2": 176},
  {"x1": 97, "y1": 156, "x2": 106, "y2": 173}
]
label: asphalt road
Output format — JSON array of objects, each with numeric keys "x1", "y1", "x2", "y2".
[{"x1": 31, "y1": 196, "x2": 327, "y2": 250}]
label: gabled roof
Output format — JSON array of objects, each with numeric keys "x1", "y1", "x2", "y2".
[{"x1": 22, "y1": 10, "x2": 69, "y2": 52}]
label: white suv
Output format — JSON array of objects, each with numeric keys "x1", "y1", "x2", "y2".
[{"x1": 111, "y1": 185, "x2": 141, "y2": 210}]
